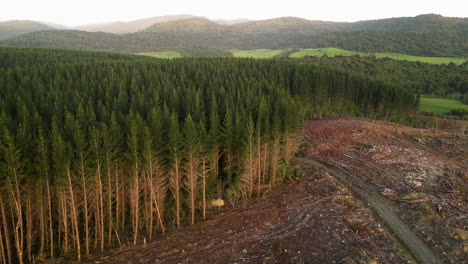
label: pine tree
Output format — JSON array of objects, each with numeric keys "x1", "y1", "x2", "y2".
[
  {"x1": 183, "y1": 115, "x2": 200, "y2": 225},
  {"x1": 168, "y1": 112, "x2": 183, "y2": 228},
  {"x1": 244, "y1": 113, "x2": 256, "y2": 198},
  {"x1": 127, "y1": 115, "x2": 140, "y2": 245}
]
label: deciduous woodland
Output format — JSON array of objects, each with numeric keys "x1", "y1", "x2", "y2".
[{"x1": 0, "y1": 47, "x2": 416, "y2": 263}]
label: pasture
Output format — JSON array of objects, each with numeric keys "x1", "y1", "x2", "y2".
[
  {"x1": 136, "y1": 51, "x2": 182, "y2": 58},
  {"x1": 419, "y1": 96, "x2": 468, "y2": 113},
  {"x1": 230, "y1": 49, "x2": 287, "y2": 58},
  {"x1": 289, "y1": 48, "x2": 466, "y2": 65}
]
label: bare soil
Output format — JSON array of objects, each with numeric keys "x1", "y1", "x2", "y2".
[
  {"x1": 82, "y1": 118, "x2": 467, "y2": 264},
  {"x1": 84, "y1": 171, "x2": 409, "y2": 263},
  {"x1": 304, "y1": 118, "x2": 467, "y2": 263}
]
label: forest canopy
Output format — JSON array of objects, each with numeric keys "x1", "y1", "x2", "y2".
[{"x1": 294, "y1": 55, "x2": 468, "y2": 99}]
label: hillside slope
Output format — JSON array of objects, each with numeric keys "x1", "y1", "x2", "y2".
[
  {"x1": 0, "y1": 20, "x2": 55, "y2": 40},
  {"x1": 346, "y1": 14, "x2": 467, "y2": 33},
  {"x1": 75, "y1": 14, "x2": 194, "y2": 34},
  {"x1": 143, "y1": 17, "x2": 225, "y2": 33}
]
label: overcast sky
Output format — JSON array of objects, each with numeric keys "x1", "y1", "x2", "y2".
[{"x1": 1, "y1": 0, "x2": 466, "y2": 26}]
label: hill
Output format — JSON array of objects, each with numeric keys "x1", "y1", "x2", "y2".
[
  {"x1": 143, "y1": 17, "x2": 225, "y2": 33},
  {"x1": 1, "y1": 14, "x2": 467, "y2": 57},
  {"x1": 231, "y1": 16, "x2": 347, "y2": 35},
  {"x1": 75, "y1": 14, "x2": 194, "y2": 34},
  {"x1": 345, "y1": 14, "x2": 467, "y2": 33},
  {"x1": 0, "y1": 20, "x2": 56, "y2": 40}
]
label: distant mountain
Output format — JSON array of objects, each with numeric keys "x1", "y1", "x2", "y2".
[
  {"x1": 0, "y1": 20, "x2": 56, "y2": 40},
  {"x1": 75, "y1": 14, "x2": 195, "y2": 34},
  {"x1": 143, "y1": 17, "x2": 225, "y2": 33},
  {"x1": 231, "y1": 17, "x2": 347, "y2": 35},
  {"x1": 345, "y1": 14, "x2": 467, "y2": 33},
  {"x1": 2, "y1": 14, "x2": 467, "y2": 57},
  {"x1": 214, "y1": 18, "x2": 252, "y2": 25},
  {"x1": 38, "y1": 21, "x2": 70, "y2": 30}
]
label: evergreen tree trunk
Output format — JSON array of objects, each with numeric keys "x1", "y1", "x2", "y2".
[
  {"x1": 45, "y1": 178, "x2": 53, "y2": 259},
  {"x1": 144, "y1": 170, "x2": 152, "y2": 240},
  {"x1": 0, "y1": 193, "x2": 12, "y2": 264},
  {"x1": 172, "y1": 154, "x2": 181, "y2": 228},
  {"x1": 186, "y1": 152, "x2": 198, "y2": 225},
  {"x1": 147, "y1": 156, "x2": 165, "y2": 239},
  {"x1": 106, "y1": 153, "x2": 113, "y2": 245},
  {"x1": 95, "y1": 161, "x2": 105, "y2": 251},
  {"x1": 118, "y1": 166, "x2": 126, "y2": 233},
  {"x1": 247, "y1": 143, "x2": 255, "y2": 198},
  {"x1": 80, "y1": 153, "x2": 90, "y2": 256},
  {"x1": 132, "y1": 162, "x2": 139, "y2": 245},
  {"x1": 148, "y1": 168, "x2": 165, "y2": 235},
  {"x1": 212, "y1": 146, "x2": 219, "y2": 182},
  {"x1": 115, "y1": 164, "x2": 121, "y2": 232},
  {"x1": 59, "y1": 190, "x2": 69, "y2": 255},
  {"x1": 256, "y1": 134, "x2": 262, "y2": 197},
  {"x1": 0, "y1": 210, "x2": 5, "y2": 264},
  {"x1": 37, "y1": 184, "x2": 46, "y2": 258},
  {"x1": 201, "y1": 156, "x2": 207, "y2": 220},
  {"x1": 9, "y1": 168, "x2": 24, "y2": 264},
  {"x1": 262, "y1": 142, "x2": 269, "y2": 185},
  {"x1": 284, "y1": 134, "x2": 296, "y2": 166},
  {"x1": 67, "y1": 165, "x2": 81, "y2": 262},
  {"x1": 153, "y1": 163, "x2": 166, "y2": 233},
  {"x1": 25, "y1": 189, "x2": 32, "y2": 263},
  {"x1": 271, "y1": 138, "x2": 280, "y2": 185}
]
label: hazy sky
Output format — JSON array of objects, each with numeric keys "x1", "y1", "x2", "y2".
[{"x1": 2, "y1": 0, "x2": 466, "y2": 26}]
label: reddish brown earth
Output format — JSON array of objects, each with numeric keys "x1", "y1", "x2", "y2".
[
  {"x1": 304, "y1": 118, "x2": 467, "y2": 263},
  {"x1": 82, "y1": 118, "x2": 466, "y2": 264},
  {"x1": 85, "y1": 171, "x2": 407, "y2": 263}
]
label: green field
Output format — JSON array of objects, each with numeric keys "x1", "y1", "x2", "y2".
[
  {"x1": 419, "y1": 96, "x2": 468, "y2": 113},
  {"x1": 136, "y1": 51, "x2": 182, "y2": 58},
  {"x1": 136, "y1": 48, "x2": 466, "y2": 65},
  {"x1": 289, "y1": 48, "x2": 361, "y2": 57},
  {"x1": 289, "y1": 48, "x2": 466, "y2": 65},
  {"x1": 230, "y1": 49, "x2": 287, "y2": 58}
]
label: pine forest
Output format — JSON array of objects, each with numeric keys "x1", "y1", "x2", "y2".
[{"x1": 0, "y1": 47, "x2": 416, "y2": 263}]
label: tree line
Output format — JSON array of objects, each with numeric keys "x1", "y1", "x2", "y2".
[
  {"x1": 0, "y1": 47, "x2": 416, "y2": 263},
  {"x1": 294, "y1": 55, "x2": 468, "y2": 103}
]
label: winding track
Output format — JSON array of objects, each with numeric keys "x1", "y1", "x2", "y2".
[{"x1": 298, "y1": 156, "x2": 440, "y2": 264}]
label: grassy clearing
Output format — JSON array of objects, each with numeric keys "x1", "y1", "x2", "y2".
[
  {"x1": 419, "y1": 96, "x2": 468, "y2": 113},
  {"x1": 374, "y1": 52, "x2": 467, "y2": 65},
  {"x1": 230, "y1": 49, "x2": 287, "y2": 58},
  {"x1": 136, "y1": 48, "x2": 466, "y2": 65},
  {"x1": 289, "y1": 48, "x2": 360, "y2": 57},
  {"x1": 136, "y1": 51, "x2": 182, "y2": 58},
  {"x1": 289, "y1": 48, "x2": 466, "y2": 65}
]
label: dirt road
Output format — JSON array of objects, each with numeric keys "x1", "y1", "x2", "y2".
[
  {"x1": 303, "y1": 118, "x2": 467, "y2": 263},
  {"x1": 299, "y1": 157, "x2": 440, "y2": 264}
]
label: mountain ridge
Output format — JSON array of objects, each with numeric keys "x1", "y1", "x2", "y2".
[
  {"x1": 1, "y1": 14, "x2": 466, "y2": 57},
  {"x1": 0, "y1": 20, "x2": 56, "y2": 40},
  {"x1": 74, "y1": 14, "x2": 196, "y2": 34}
]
